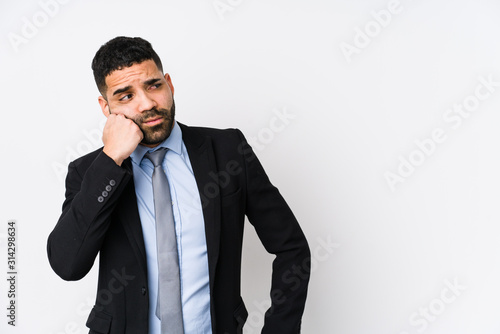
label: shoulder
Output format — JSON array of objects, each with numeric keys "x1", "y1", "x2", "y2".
[
  {"x1": 179, "y1": 122, "x2": 242, "y2": 137},
  {"x1": 179, "y1": 122, "x2": 246, "y2": 145}
]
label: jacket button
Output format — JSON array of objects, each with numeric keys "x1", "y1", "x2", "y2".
[{"x1": 142, "y1": 287, "x2": 147, "y2": 295}]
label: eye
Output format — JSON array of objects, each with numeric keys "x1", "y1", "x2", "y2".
[
  {"x1": 119, "y1": 94, "x2": 133, "y2": 101},
  {"x1": 149, "y1": 83, "x2": 161, "y2": 90}
]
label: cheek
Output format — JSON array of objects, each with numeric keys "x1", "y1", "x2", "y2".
[
  {"x1": 156, "y1": 93, "x2": 170, "y2": 105},
  {"x1": 166, "y1": 95, "x2": 175, "y2": 108},
  {"x1": 158, "y1": 90, "x2": 173, "y2": 107},
  {"x1": 109, "y1": 104, "x2": 138, "y2": 118}
]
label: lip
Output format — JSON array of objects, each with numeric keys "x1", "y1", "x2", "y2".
[{"x1": 143, "y1": 117, "x2": 163, "y2": 126}]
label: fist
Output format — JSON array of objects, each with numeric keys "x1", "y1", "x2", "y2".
[{"x1": 102, "y1": 114, "x2": 143, "y2": 166}]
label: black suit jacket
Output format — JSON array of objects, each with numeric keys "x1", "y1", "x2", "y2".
[{"x1": 47, "y1": 123, "x2": 310, "y2": 334}]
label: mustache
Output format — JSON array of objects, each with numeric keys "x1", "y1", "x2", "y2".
[{"x1": 133, "y1": 108, "x2": 171, "y2": 124}]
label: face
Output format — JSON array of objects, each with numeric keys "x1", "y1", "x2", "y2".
[{"x1": 98, "y1": 59, "x2": 175, "y2": 147}]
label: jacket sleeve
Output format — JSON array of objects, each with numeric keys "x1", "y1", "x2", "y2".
[
  {"x1": 47, "y1": 151, "x2": 133, "y2": 281},
  {"x1": 237, "y1": 130, "x2": 311, "y2": 334}
]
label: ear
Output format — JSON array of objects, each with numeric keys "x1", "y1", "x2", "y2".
[
  {"x1": 98, "y1": 96, "x2": 110, "y2": 117},
  {"x1": 164, "y1": 73, "x2": 174, "y2": 96}
]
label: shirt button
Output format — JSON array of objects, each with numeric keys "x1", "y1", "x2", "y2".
[
  {"x1": 102, "y1": 191, "x2": 108, "y2": 197},
  {"x1": 98, "y1": 196, "x2": 104, "y2": 203},
  {"x1": 109, "y1": 180, "x2": 116, "y2": 186},
  {"x1": 105, "y1": 185, "x2": 112, "y2": 192}
]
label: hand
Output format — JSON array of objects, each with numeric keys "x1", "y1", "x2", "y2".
[{"x1": 102, "y1": 114, "x2": 143, "y2": 166}]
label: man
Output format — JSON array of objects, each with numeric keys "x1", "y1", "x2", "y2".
[{"x1": 47, "y1": 36, "x2": 310, "y2": 334}]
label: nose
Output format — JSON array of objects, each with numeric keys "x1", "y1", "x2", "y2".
[{"x1": 136, "y1": 90, "x2": 157, "y2": 113}]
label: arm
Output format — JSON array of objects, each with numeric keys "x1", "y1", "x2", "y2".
[
  {"x1": 237, "y1": 130, "x2": 311, "y2": 334},
  {"x1": 47, "y1": 114, "x2": 143, "y2": 280},
  {"x1": 47, "y1": 151, "x2": 132, "y2": 280}
]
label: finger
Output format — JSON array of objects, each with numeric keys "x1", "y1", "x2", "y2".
[{"x1": 107, "y1": 113, "x2": 118, "y2": 121}]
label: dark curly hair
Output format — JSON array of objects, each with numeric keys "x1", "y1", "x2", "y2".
[{"x1": 91, "y1": 36, "x2": 163, "y2": 98}]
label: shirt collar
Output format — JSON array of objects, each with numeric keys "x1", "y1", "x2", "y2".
[{"x1": 130, "y1": 121, "x2": 182, "y2": 165}]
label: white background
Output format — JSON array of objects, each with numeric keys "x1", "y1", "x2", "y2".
[{"x1": 1, "y1": 0, "x2": 500, "y2": 333}]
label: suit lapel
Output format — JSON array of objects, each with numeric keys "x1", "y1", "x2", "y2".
[{"x1": 179, "y1": 123, "x2": 221, "y2": 292}]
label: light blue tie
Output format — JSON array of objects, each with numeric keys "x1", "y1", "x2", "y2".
[{"x1": 145, "y1": 148, "x2": 184, "y2": 334}]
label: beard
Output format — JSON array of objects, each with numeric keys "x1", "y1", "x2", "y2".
[{"x1": 132, "y1": 100, "x2": 176, "y2": 146}]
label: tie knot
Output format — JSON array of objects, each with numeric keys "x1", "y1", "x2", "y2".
[{"x1": 145, "y1": 148, "x2": 168, "y2": 167}]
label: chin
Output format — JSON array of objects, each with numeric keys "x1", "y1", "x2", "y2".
[{"x1": 142, "y1": 130, "x2": 171, "y2": 146}]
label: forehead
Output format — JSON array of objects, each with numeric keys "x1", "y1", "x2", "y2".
[{"x1": 105, "y1": 59, "x2": 162, "y2": 91}]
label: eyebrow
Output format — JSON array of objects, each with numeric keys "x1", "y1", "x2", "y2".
[
  {"x1": 112, "y1": 85, "x2": 132, "y2": 96},
  {"x1": 145, "y1": 78, "x2": 161, "y2": 86},
  {"x1": 112, "y1": 78, "x2": 162, "y2": 97}
]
